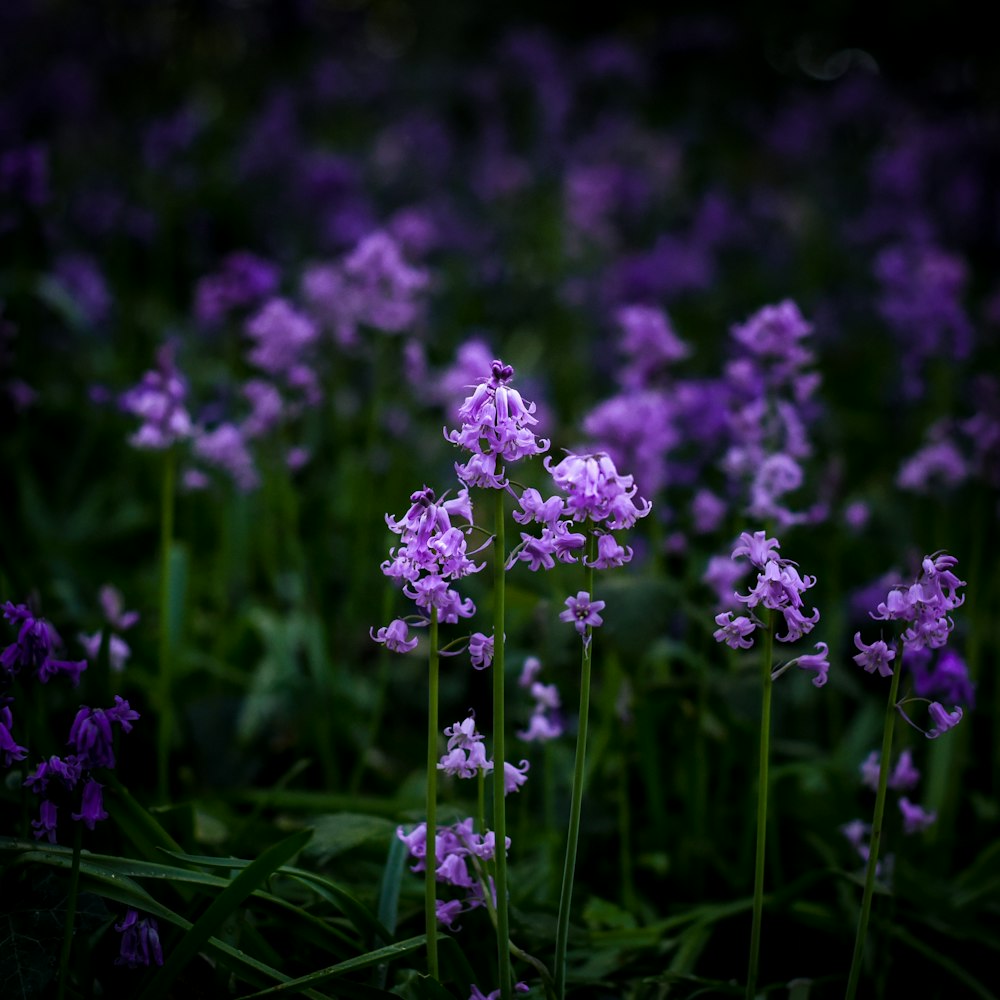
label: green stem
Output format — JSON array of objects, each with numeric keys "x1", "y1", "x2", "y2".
[
  {"x1": 554, "y1": 529, "x2": 597, "y2": 1000},
  {"x1": 57, "y1": 823, "x2": 84, "y2": 1000},
  {"x1": 425, "y1": 607, "x2": 440, "y2": 980},
  {"x1": 493, "y1": 488, "x2": 512, "y2": 1000},
  {"x1": 157, "y1": 447, "x2": 176, "y2": 803},
  {"x1": 845, "y1": 641, "x2": 904, "y2": 1000},
  {"x1": 746, "y1": 610, "x2": 775, "y2": 1000}
]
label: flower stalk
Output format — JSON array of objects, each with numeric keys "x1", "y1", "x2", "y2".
[
  {"x1": 554, "y1": 529, "x2": 597, "y2": 1000},
  {"x1": 844, "y1": 639, "x2": 904, "y2": 1000},
  {"x1": 493, "y1": 487, "x2": 512, "y2": 1000},
  {"x1": 747, "y1": 609, "x2": 775, "y2": 1000},
  {"x1": 425, "y1": 607, "x2": 440, "y2": 980},
  {"x1": 157, "y1": 445, "x2": 176, "y2": 802}
]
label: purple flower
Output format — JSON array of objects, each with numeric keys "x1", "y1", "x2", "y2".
[
  {"x1": 446, "y1": 359, "x2": 550, "y2": 488},
  {"x1": 99, "y1": 586, "x2": 139, "y2": 631},
  {"x1": 559, "y1": 591, "x2": 605, "y2": 636},
  {"x1": 194, "y1": 251, "x2": 280, "y2": 327},
  {"x1": 2, "y1": 602, "x2": 88, "y2": 686},
  {"x1": 68, "y1": 706, "x2": 117, "y2": 768},
  {"x1": 713, "y1": 612, "x2": 756, "y2": 650},
  {"x1": 585, "y1": 533, "x2": 633, "y2": 569},
  {"x1": 120, "y1": 347, "x2": 193, "y2": 450},
  {"x1": 787, "y1": 641, "x2": 830, "y2": 687},
  {"x1": 503, "y1": 759, "x2": 530, "y2": 794},
  {"x1": 0, "y1": 706, "x2": 28, "y2": 766},
  {"x1": 342, "y1": 230, "x2": 429, "y2": 334},
  {"x1": 31, "y1": 799, "x2": 59, "y2": 843},
  {"x1": 852, "y1": 633, "x2": 896, "y2": 678},
  {"x1": 909, "y1": 648, "x2": 975, "y2": 708},
  {"x1": 72, "y1": 778, "x2": 108, "y2": 829},
  {"x1": 468, "y1": 632, "x2": 494, "y2": 670},
  {"x1": 731, "y1": 530, "x2": 781, "y2": 569},
  {"x1": 544, "y1": 452, "x2": 651, "y2": 528},
  {"x1": 926, "y1": 702, "x2": 963, "y2": 739},
  {"x1": 115, "y1": 909, "x2": 164, "y2": 968},
  {"x1": 898, "y1": 797, "x2": 937, "y2": 834},
  {"x1": 77, "y1": 631, "x2": 132, "y2": 673},
  {"x1": 370, "y1": 619, "x2": 419, "y2": 653},
  {"x1": 860, "y1": 749, "x2": 921, "y2": 792},
  {"x1": 24, "y1": 755, "x2": 83, "y2": 795},
  {"x1": 191, "y1": 423, "x2": 260, "y2": 492}
]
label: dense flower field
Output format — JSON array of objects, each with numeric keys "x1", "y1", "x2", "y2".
[{"x1": 1, "y1": 4, "x2": 997, "y2": 998}]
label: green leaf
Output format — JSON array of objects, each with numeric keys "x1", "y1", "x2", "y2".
[
  {"x1": 377, "y1": 834, "x2": 408, "y2": 939},
  {"x1": 238, "y1": 935, "x2": 426, "y2": 997},
  {"x1": 138, "y1": 828, "x2": 314, "y2": 1000},
  {"x1": 303, "y1": 813, "x2": 396, "y2": 863}
]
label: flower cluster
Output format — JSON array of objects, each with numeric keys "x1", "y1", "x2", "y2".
[
  {"x1": 25, "y1": 695, "x2": 140, "y2": 841},
  {"x1": 437, "y1": 714, "x2": 529, "y2": 793},
  {"x1": 119, "y1": 345, "x2": 192, "y2": 450},
  {"x1": 376, "y1": 486, "x2": 482, "y2": 629},
  {"x1": 857, "y1": 551, "x2": 968, "y2": 739},
  {"x1": 445, "y1": 359, "x2": 549, "y2": 488},
  {"x1": 194, "y1": 250, "x2": 280, "y2": 327},
  {"x1": 397, "y1": 818, "x2": 510, "y2": 929},
  {"x1": 713, "y1": 530, "x2": 821, "y2": 649},
  {"x1": 508, "y1": 451, "x2": 650, "y2": 588},
  {"x1": 77, "y1": 585, "x2": 139, "y2": 674},
  {"x1": 722, "y1": 300, "x2": 823, "y2": 527},
  {"x1": 517, "y1": 657, "x2": 563, "y2": 743},
  {"x1": 843, "y1": 748, "x2": 936, "y2": 871},
  {"x1": 115, "y1": 909, "x2": 164, "y2": 969},
  {"x1": 2, "y1": 602, "x2": 87, "y2": 686}
]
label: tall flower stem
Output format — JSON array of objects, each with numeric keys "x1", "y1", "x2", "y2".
[
  {"x1": 493, "y1": 488, "x2": 512, "y2": 1000},
  {"x1": 425, "y1": 607, "x2": 440, "y2": 980},
  {"x1": 747, "y1": 610, "x2": 775, "y2": 1000},
  {"x1": 554, "y1": 529, "x2": 597, "y2": 1000},
  {"x1": 57, "y1": 823, "x2": 83, "y2": 1000},
  {"x1": 157, "y1": 446, "x2": 176, "y2": 802},
  {"x1": 845, "y1": 641, "x2": 904, "y2": 1000}
]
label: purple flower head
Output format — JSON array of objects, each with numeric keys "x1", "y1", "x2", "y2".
[
  {"x1": 342, "y1": 230, "x2": 429, "y2": 334},
  {"x1": 24, "y1": 754, "x2": 83, "y2": 795},
  {"x1": 703, "y1": 555, "x2": 748, "y2": 611},
  {"x1": 730, "y1": 532, "x2": 819, "y2": 643},
  {"x1": 786, "y1": 641, "x2": 830, "y2": 687},
  {"x1": 926, "y1": 702, "x2": 963, "y2": 739},
  {"x1": 77, "y1": 632, "x2": 131, "y2": 673},
  {"x1": 503, "y1": 759, "x2": 530, "y2": 794},
  {"x1": 191, "y1": 423, "x2": 260, "y2": 492},
  {"x1": 115, "y1": 909, "x2": 164, "y2": 968},
  {"x1": 370, "y1": 619, "x2": 419, "y2": 653},
  {"x1": 713, "y1": 612, "x2": 756, "y2": 650},
  {"x1": 2, "y1": 602, "x2": 88, "y2": 686},
  {"x1": 68, "y1": 706, "x2": 117, "y2": 769},
  {"x1": 860, "y1": 748, "x2": 921, "y2": 792},
  {"x1": 120, "y1": 346, "x2": 193, "y2": 450},
  {"x1": 585, "y1": 532, "x2": 634, "y2": 569},
  {"x1": 52, "y1": 254, "x2": 111, "y2": 325},
  {"x1": 544, "y1": 451, "x2": 651, "y2": 529},
  {"x1": 468, "y1": 632, "x2": 494, "y2": 670},
  {"x1": 31, "y1": 799, "x2": 59, "y2": 843},
  {"x1": 898, "y1": 797, "x2": 937, "y2": 834},
  {"x1": 446, "y1": 359, "x2": 550, "y2": 487},
  {"x1": 0, "y1": 706, "x2": 28, "y2": 766},
  {"x1": 615, "y1": 304, "x2": 689, "y2": 388},
  {"x1": 194, "y1": 252, "x2": 280, "y2": 327},
  {"x1": 107, "y1": 696, "x2": 140, "y2": 733},
  {"x1": 559, "y1": 591, "x2": 605, "y2": 637},
  {"x1": 870, "y1": 551, "x2": 965, "y2": 654},
  {"x1": 244, "y1": 298, "x2": 319, "y2": 383},
  {"x1": 853, "y1": 633, "x2": 896, "y2": 678},
  {"x1": 909, "y1": 647, "x2": 975, "y2": 708},
  {"x1": 99, "y1": 586, "x2": 139, "y2": 631},
  {"x1": 731, "y1": 530, "x2": 781, "y2": 569},
  {"x1": 731, "y1": 300, "x2": 813, "y2": 366},
  {"x1": 72, "y1": 778, "x2": 109, "y2": 829},
  {"x1": 438, "y1": 715, "x2": 492, "y2": 778}
]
